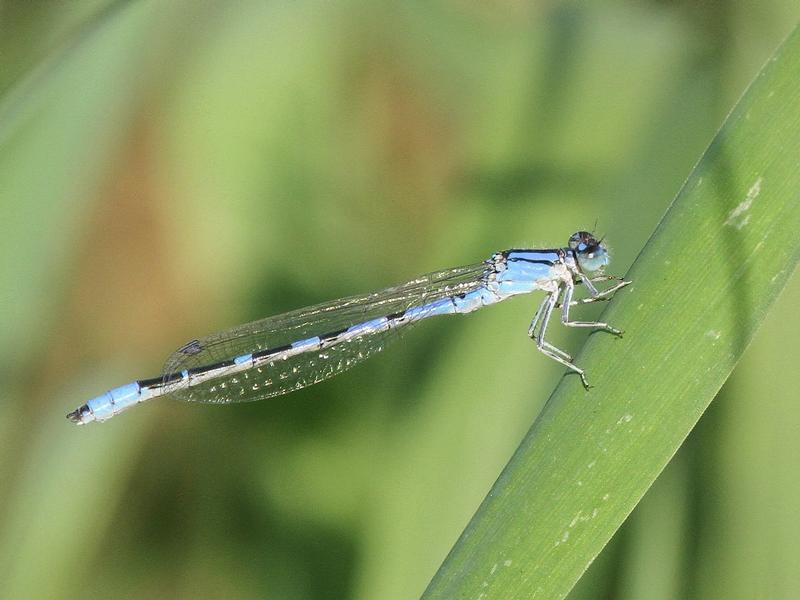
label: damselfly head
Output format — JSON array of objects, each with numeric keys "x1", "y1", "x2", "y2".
[{"x1": 568, "y1": 231, "x2": 609, "y2": 273}]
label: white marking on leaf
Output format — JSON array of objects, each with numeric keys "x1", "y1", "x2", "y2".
[{"x1": 725, "y1": 177, "x2": 762, "y2": 229}]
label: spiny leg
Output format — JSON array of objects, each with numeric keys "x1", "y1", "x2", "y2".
[
  {"x1": 529, "y1": 290, "x2": 572, "y2": 362},
  {"x1": 560, "y1": 283, "x2": 624, "y2": 336},
  {"x1": 558, "y1": 276, "x2": 630, "y2": 308},
  {"x1": 530, "y1": 289, "x2": 590, "y2": 388},
  {"x1": 527, "y1": 292, "x2": 547, "y2": 338},
  {"x1": 587, "y1": 274, "x2": 626, "y2": 284},
  {"x1": 580, "y1": 275, "x2": 631, "y2": 299},
  {"x1": 556, "y1": 295, "x2": 611, "y2": 309}
]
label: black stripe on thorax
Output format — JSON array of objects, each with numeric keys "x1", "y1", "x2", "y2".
[
  {"x1": 508, "y1": 258, "x2": 558, "y2": 266},
  {"x1": 502, "y1": 249, "x2": 564, "y2": 266}
]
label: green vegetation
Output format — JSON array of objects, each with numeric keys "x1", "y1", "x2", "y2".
[
  {"x1": 424, "y1": 24, "x2": 800, "y2": 599},
  {"x1": 1, "y1": 3, "x2": 799, "y2": 599}
]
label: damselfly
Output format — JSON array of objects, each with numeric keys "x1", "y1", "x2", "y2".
[{"x1": 67, "y1": 231, "x2": 630, "y2": 425}]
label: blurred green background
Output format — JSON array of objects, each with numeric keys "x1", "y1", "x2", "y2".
[{"x1": 1, "y1": 1, "x2": 799, "y2": 598}]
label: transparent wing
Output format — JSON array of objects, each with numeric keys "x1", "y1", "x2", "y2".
[{"x1": 161, "y1": 261, "x2": 490, "y2": 403}]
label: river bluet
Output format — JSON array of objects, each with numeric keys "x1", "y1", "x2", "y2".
[{"x1": 67, "y1": 231, "x2": 630, "y2": 425}]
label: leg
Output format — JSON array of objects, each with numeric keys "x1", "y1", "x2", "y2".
[
  {"x1": 557, "y1": 272, "x2": 630, "y2": 309},
  {"x1": 529, "y1": 290, "x2": 591, "y2": 388},
  {"x1": 556, "y1": 295, "x2": 612, "y2": 309},
  {"x1": 560, "y1": 282, "x2": 624, "y2": 336},
  {"x1": 529, "y1": 291, "x2": 572, "y2": 361},
  {"x1": 587, "y1": 274, "x2": 626, "y2": 284},
  {"x1": 580, "y1": 274, "x2": 631, "y2": 300}
]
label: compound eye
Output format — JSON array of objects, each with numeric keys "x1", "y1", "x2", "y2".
[
  {"x1": 568, "y1": 231, "x2": 593, "y2": 251},
  {"x1": 570, "y1": 231, "x2": 610, "y2": 272}
]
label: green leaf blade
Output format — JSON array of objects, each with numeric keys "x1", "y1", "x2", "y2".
[{"x1": 423, "y1": 23, "x2": 800, "y2": 600}]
